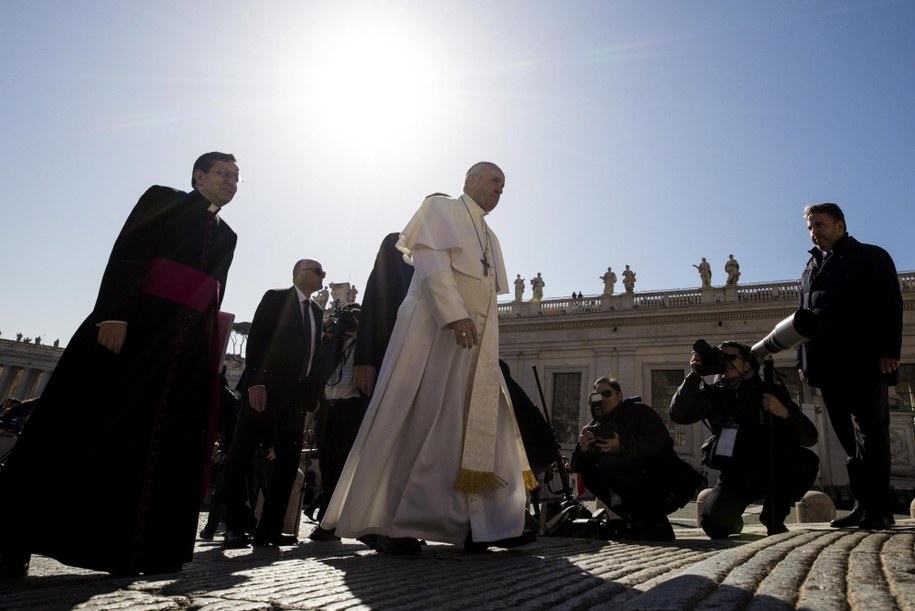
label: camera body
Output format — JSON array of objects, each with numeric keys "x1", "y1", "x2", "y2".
[
  {"x1": 323, "y1": 304, "x2": 360, "y2": 336},
  {"x1": 584, "y1": 392, "x2": 617, "y2": 456},
  {"x1": 692, "y1": 339, "x2": 727, "y2": 376}
]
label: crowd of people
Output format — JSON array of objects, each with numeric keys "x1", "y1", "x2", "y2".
[{"x1": 0, "y1": 154, "x2": 903, "y2": 579}]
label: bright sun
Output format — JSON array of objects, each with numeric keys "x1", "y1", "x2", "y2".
[{"x1": 286, "y1": 9, "x2": 452, "y2": 154}]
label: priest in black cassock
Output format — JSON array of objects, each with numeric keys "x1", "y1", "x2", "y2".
[{"x1": 0, "y1": 152, "x2": 240, "y2": 577}]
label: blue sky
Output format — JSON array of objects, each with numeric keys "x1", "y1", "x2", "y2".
[{"x1": 2, "y1": 0, "x2": 913, "y2": 346}]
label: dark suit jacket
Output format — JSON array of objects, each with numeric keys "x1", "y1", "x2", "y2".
[
  {"x1": 353, "y1": 232, "x2": 415, "y2": 371},
  {"x1": 243, "y1": 287, "x2": 325, "y2": 412},
  {"x1": 797, "y1": 234, "x2": 902, "y2": 386}
]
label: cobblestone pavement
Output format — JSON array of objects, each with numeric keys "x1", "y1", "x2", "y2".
[{"x1": 1, "y1": 516, "x2": 913, "y2": 610}]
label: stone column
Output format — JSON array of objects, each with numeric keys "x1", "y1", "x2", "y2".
[
  {"x1": 614, "y1": 348, "x2": 637, "y2": 396},
  {"x1": 0, "y1": 367, "x2": 12, "y2": 400},
  {"x1": 15, "y1": 367, "x2": 35, "y2": 399}
]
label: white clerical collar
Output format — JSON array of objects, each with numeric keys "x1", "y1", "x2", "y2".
[{"x1": 207, "y1": 203, "x2": 222, "y2": 224}]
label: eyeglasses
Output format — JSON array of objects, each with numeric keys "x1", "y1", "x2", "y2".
[
  {"x1": 299, "y1": 267, "x2": 326, "y2": 277},
  {"x1": 597, "y1": 389, "x2": 618, "y2": 398},
  {"x1": 208, "y1": 169, "x2": 243, "y2": 183}
]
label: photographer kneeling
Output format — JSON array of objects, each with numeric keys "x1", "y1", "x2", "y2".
[
  {"x1": 572, "y1": 376, "x2": 702, "y2": 541},
  {"x1": 669, "y1": 341, "x2": 819, "y2": 538}
]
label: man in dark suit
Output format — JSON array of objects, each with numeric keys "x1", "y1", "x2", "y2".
[
  {"x1": 222, "y1": 259, "x2": 327, "y2": 547},
  {"x1": 798, "y1": 203, "x2": 902, "y2": 530}
]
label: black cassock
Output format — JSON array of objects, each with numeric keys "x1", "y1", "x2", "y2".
[{"x1": 0, "y1": 186, "x2": 236, "y2": 574}]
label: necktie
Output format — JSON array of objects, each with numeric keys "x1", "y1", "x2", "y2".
[{"x1": 300, "y1": 300, "x2": 313, "y2": 380}]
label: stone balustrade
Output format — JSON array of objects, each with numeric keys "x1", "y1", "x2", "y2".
[{"x1": 499, "y1": 272, "x2": 915, "y2": 318}]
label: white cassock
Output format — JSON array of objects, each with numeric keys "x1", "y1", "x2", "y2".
[{"x1": 322, "y1": 194, "x2": 535, "y2": 545}]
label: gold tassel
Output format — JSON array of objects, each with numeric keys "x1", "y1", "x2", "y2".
[
  {"x1": 522, "y1": 470, "x2": 538, "y2": 491},
  {"x1": 454, "y1": 468, "x2": 507, "y2": 493}
]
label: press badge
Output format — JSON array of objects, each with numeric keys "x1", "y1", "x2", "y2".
[{"x1": 716, "y1": 425, "x2": 738, "y2": 458}]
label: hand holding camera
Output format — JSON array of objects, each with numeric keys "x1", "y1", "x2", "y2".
[
  {"x1": 582, "y1": 392, "x2": 621, "y2": 456},
  {"x1": 580, "y1": 424, "x2": 619, "y2": 455},
  {"x1": 761, "y1": 392, "x2": 789, "y2": 419}
]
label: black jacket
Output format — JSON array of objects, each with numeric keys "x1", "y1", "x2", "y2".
[
  {"x1": 243, "y1": 287, "x2": 325, "y2": 411},
  {"x1": 797, "y1": 234, "x2": 902, "y2": 386},
  {"x1": 572, "y1": 398, "x2": 674, "y2": 467},
  {"x1": 669, "y1": 372, "x2": 817, "y2": 471}
]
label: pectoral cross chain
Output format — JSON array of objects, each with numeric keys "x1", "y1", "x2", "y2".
[{"x1": 461, "y1": 195, "x2": 493, "y2": 278}]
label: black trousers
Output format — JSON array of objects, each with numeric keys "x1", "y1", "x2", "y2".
[
  {"x1": 222, "y1": 397, "x2": 306, "y2": 537},
  {"x1": 315, "y1": 396, "x2": 367, "y2": 519},
  {"x1": 820, "y1": 380, "x2": 892, "y2": 514},
  {"x1": 701, "y1": 467, "x2": 790, "y2": 538},
  {"x1": 578, "y1": 454, "x2": 669, "y2": 519}
]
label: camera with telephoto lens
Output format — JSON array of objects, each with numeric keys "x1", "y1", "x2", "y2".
[
  {"x1": 584, "y1": 392, "x2": 617, "y2": 456},
  {"x1": 692, "y1": 339, "x2": 727, "y2": 376}
]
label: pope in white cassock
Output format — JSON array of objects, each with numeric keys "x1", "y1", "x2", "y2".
[{"x1": 321, "y1": 162, "x2": 537, "y2": 553}]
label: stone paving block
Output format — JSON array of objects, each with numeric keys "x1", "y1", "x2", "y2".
[
  {"x1": 882, "y1": 533, "x2": 915, "y2": 611},
  {"x1": 847, "y1": 533, "x2": 897, "y2": 611}
]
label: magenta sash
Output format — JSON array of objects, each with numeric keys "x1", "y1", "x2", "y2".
[{"x1": 140, "y1": 256, "x2": 221, "y2": 313}]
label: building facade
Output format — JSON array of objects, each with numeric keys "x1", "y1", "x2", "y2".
[{"x1": 0, "y1": 338, "x2": 63, "y2": 402}]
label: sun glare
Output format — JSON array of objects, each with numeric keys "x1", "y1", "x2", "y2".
[{"x1": 289, "y1": 13, "x2": 451, "y2": 154}]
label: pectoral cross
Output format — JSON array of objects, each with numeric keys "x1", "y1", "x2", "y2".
[{"x1": 481, "y1": 256, "x2": 490, "y2": 276}]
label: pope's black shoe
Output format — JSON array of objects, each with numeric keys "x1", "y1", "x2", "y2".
[{"x1": 374, "y1": 536, "x2": 422, "y2": 555}]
